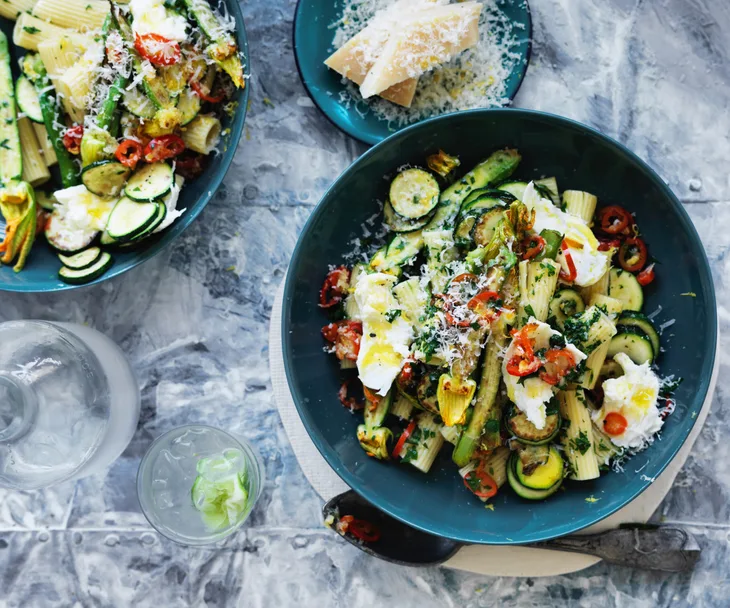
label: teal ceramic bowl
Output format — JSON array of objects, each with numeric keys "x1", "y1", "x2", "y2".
[
  {"x1": 293, "y1": 0, "x2": 531, "y2": 145},
  {"x1": 0, "y1": 8, "x2": 249, "y2": 292},
  {"x1": 283, "y1": 108, "x2": 717, "y2": 545}
]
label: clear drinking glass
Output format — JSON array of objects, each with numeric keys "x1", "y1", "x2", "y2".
[
  {"x1": 137, "y1": 425, "x2": 264, "y2": 545},
  {"x1": 0, "y1": 321, "x2": 140, "y2": 490}
]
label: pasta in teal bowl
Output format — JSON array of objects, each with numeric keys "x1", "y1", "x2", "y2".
[
  {"x1": 0, "y1": 0, "x2": 249, "y2": 292},
  {"x1": 282, "y1": 108, "x2": 717, "y2": 544}
]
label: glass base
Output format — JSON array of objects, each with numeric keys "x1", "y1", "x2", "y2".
[{"x1": 137, "y1": 425, "x2": 264, "y2": 546}]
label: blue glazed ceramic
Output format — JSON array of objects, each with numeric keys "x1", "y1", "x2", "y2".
[
  {"x1": 0, "y1": 7, "x2": 249, "y2": 292},
  {"x1": 282, "y1": 108, "x2": 717, "y2": 545},
  {"x1": 293, "y1": 0, "x2": 532, "y2": 145}
]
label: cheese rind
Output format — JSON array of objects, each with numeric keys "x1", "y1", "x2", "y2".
[{"x1": 359, "y1": 2, "x2": 482, "y2": 99}]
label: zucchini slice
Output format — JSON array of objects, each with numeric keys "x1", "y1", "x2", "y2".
[
  {"x1": 100, "y1": 230, "x2": 116, "y2": 246},
  {"x1": 177, "y1": 88, "x2": 201, "y2": 126},
  {"x1": 58, "y1": 246, "x2": 102, "y2": 270},
  {"x1": 454, "y1": 197, "x2": 506, "y2": 247},
  {"x1": 370, "y1": 230, "x2": 423, "y2": 275},
  {"x1": 45, "y1": 213, "x2": 98, "y2": 254},
  {"x1": 416, "y1": 372, "x2": 439, "y2": 415},
  {"x1": 82, "y1": 161, "x2": 132, "y2": 197},
  {"x1": 58, "y1": 252, "x2": 113, "y2": 284},
  {"x1": 462, "y1": 192, "x2": 513, "y2": 214},
  {"x1": 15, "y1": 75, "x2": 43, "y2": 123},
  {"x1": 461, "y1": 187, "x2": 491, "y2": 209},
  {"x1": 472, "y1": 206, "x2": 507, "y2": 247},
  {"x1": 548, "y1": 288, "x2": 585, "y2": 330},
  {"x1": 534, "y1": 177, "x2": 560, "y2": 206},
  {"x1": 127, "y1": 202, "x2": 167, "y2": 242},
  {"x1": 389, "y1": 168, "x2": 440, "y2": 219},
  {"x1": 123, "y1": 87, "x2": 157, "y2": 119},
  {"x1": 383, "y1": 199, "x2": 432, "y2": 233},
  {"x1": 454, "y1": 214, "x2": 478, "y2": 248},
  {"x1": 496, "y1": 181, "x2": 529, "y2": 201},
  {"x1": 124, "y1": 162, "x2": 173, "y2": 201},
  {"x1": 364, "y1": 390, "x2": 392, "y2": 430},
  {"x1": 606, "y1": 328, "x2": 654, "y2": 364},
  {"x1": 514, "y1": 446, "x2": 564, "y2": 490},
  {"x1": 616, "y1": 311, "x2": 660, "y2": 356},
  {"x1": 507, "y1": 408, "x2": 561, "y2": 445},
  {"x1": 106, "y1": 198, "x2": 160, "y2": 242},
  {"x1": 608, "y1": 268, "x2": 643, "y2": 312},
  {"x1": 507, "y1": 452, "x2": 563, "y2": 500}
]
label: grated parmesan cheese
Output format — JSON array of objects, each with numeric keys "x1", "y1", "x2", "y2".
[{"x1": 329, "y1": 0, "x2": 523, "y2": 127}]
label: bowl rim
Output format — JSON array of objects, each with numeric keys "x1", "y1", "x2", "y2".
[
  {"x1": 0, "y1": 3, "x2": 250, "y2": 293},
  {"x1": 282, "y1": 107, "x2": 718, "y2": 544},
  {"x1": 292, "y1": 0, "x2": 533, "y2": 146}
]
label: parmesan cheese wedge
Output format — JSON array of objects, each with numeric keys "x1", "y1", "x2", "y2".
[
  {"x1": 324, "y1": 0, "x2": 443, "y2": 107},
  {"x1": 359, "y1": 2, "x2": 483, "y2": 99}
]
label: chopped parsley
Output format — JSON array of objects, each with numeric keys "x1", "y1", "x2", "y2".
[
  {"x1": 524, "y1": 304, "x2": 536, "y2": 319},
  {"x1": 0, "y1": 138, "x2": 10, "y2": 150},
  {"x1": 545, "y1": 396, "x2": 559, "y2": 416},
  {"x1": 385, "y1": 309, "x2": 402, "y2": 323},
  {"x1": 23, "y1": 26, "x2": 40, "y2": 34},
  {"x1": 564, "y1": 359, "x2": 587, "y2": 383},
  {"x1": 585, "y1": 495, "x2": 600, "y2": 503},
  {"x1": 563, "y1": 309, "x2": 600, "y2": 346},
  {"x1": 570, "y1": 431, "x2": 592, "y2": 455},
  {"x1": 485, "y1": 419, "x2": 500, "y2": 434},
  {"x1": 549, "y1": 333, "x2": 566, "y2": 349},
  {"x1": 660, "y1": 376, "x2": 683, "y2": 398},
  {"x1": 464, "y1": 470, "x2": 482, "y2": 492},
  {"x1": 541, "y1": 261, "x2": 557, "y2": 276}
]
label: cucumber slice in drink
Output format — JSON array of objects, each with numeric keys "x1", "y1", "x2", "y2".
[{"x1": 191, "y1": 449, "x2": 249, "y2": 530}]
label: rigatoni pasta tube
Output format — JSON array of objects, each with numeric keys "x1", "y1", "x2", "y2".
[
  {"x1": 482, "y1": 446, "x2": 510, "y2": 488},
  {"x1": 182, "y1": 114, "x2": 221, "y2": 155},
  {"x1": 0, "y1": 0, "x2": 35, "y2": 21},
  {"x1": 588, "y1": 294, "x2": 622, "y2": 320},
  {"x1": 580, "y1": 267, "x2": 610, "y2": 304},
  {"x1": 32, "y1": 0, "x2": 109, "y2": 30},
  {"x1": 18, "y1": 117, "x2": 51, "y2": 186},
  {"x1": 581, "y1": 305, "x2": 619, "y2": 389},
  {"x1": 13, "y1": 14, "x2": 69, "y2": 51},
  {"x1": 457, "y1": 447, "x2": 510, "y2": 502},
  {"x1": 562, "y1": 190, "x2": 597, "y2": 224},
  {"x1": 566, "y1": 306, "x2": 617, "y2": 389},
  {"x1": 33, "y1": 122, "x2": 57, "y2": 166},
  {"x1": 408, "y1": 413, "x2": 444, "y2": 474},
  {"x1": 559, "y1": 390, "x2": 600, "y2": 481},
  {"x1": 57, "y1": 63, "x2": 92, "y2": 112},
  {"x1": 518, "y1": 258, "x2": 560, "y2": 323},
  {"x1": 439, "y1": 423, "x2": 460, "y2": 446},
  {"x1": 37, "y1": 34, "x2": 89, "y2": 122},
  {"x1": 390, "y1": 391, "x2": 413, "y2": 420}
]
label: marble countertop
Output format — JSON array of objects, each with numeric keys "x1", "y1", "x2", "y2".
[{"x1": 1, "y1": 0, "x2": 730, "y2": 605}]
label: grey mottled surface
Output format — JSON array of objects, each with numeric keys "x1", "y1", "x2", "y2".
[{"x1": 2, "y1": 0, "x2": 730, "y2": 606}]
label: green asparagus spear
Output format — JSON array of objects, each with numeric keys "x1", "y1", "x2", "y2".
[{"x1": 21, "y1": 54, "x2": 79, "y2": 188}]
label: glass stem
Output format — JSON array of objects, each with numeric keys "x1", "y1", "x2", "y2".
[{"x1": 0, "y1": 373, "x2": 38, "y2": 443}]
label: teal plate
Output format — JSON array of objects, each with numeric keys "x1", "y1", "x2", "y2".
[
  {"x1": 283, "y1": 109, "x2": 717, "y2": 545},
  {"x1": 0, "y1": 5, "x2": 249, "y2": 292},
  {"x1": 294, "y1": 0, "x2": 531, "y2": 145}
]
